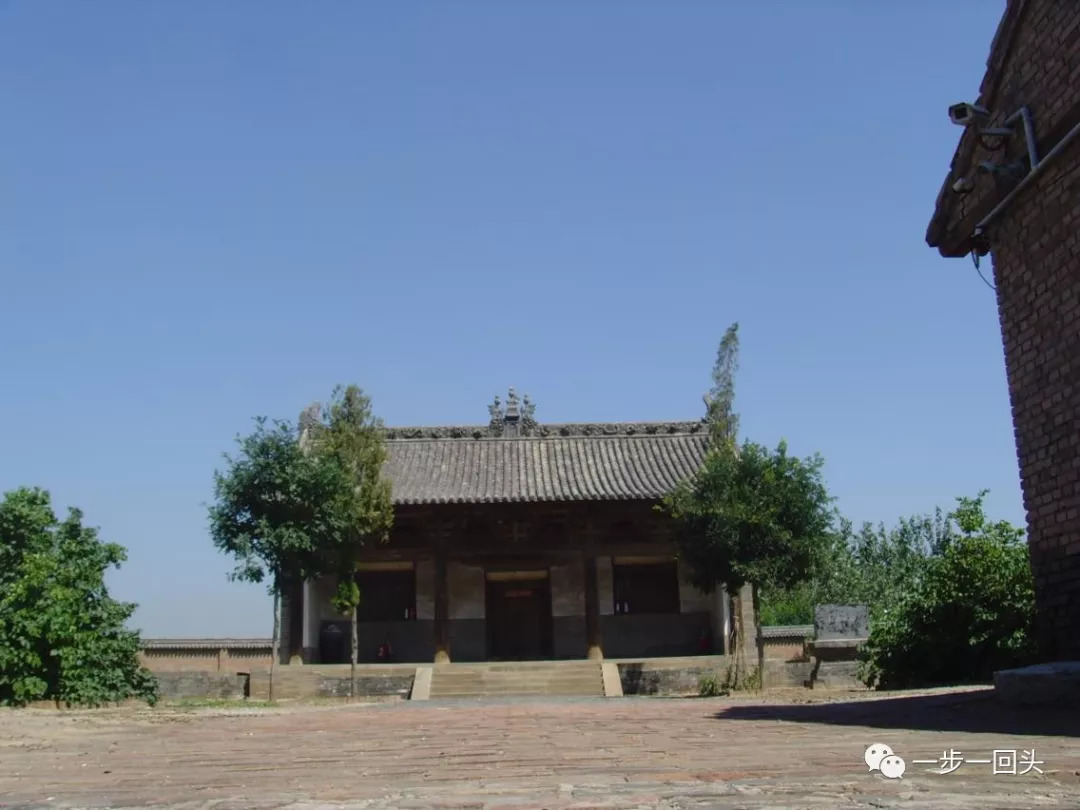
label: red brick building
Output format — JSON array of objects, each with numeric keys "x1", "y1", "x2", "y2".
[{"x1": 926, "y1": 0, "x2": 1080, "y2": 661}]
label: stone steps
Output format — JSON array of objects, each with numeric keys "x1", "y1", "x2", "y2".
[{"x1": 426, "y1": 661, "x2": 605, "y2": 699}]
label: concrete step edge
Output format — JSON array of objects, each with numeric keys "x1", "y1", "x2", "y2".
[
  {"x1": 433, "y1": 676, "x2": 604, "y2": 682},
  {"x1": 425, "y1": 695, "x2": 604, "y2": 699},
  {"x1": 427, "y1": 686, "x2": 609, "y2": 695}
]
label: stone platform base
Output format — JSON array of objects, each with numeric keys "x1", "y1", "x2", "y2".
[
  {"x1": 615, "y1": 656, "x2": 729, "y2": 695},
  {"x1": 149, "y1": 656, "x2": 831, "y2": 702},
  {"x1": 613, "y1": 655, "x2": 815, "y2": 694},
  {"x1": 808, "y1": 660, "x2": 867, "y2": 690},
  {"x1": 994, "y1": 661, "x2": 1080, "y2": 707}
]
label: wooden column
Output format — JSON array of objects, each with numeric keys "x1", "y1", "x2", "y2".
[
  {"x1": 584, "y1": 554, "x2": 603, "y2": 660},
  {"x1": 434, "y1": 548, "x2": 451, "y2": 664},
  {"x1": 286, "y1": 579, "x2": 304, "y2": 664},
  {"x1": 583, "y1": 513, "x2": 603, "y2": 660}
]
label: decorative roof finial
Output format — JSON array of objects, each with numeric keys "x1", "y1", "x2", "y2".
[
  {"x1": 505, "y1": 387, "x2": 520, "y2": 417},
  {"x1": 487, "y1": 394, "x2": 504, "y2": 436},
  {"x1": 503, "y1": 387, "x2": 521, "y2": 436},
  {"x1": 521, "y1": 393, "x2": 537, "y2": 434}
]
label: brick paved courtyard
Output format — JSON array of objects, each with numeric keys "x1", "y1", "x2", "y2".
[{"x1": 2, "y1": 688, "x2": 1079, "y2": 809}]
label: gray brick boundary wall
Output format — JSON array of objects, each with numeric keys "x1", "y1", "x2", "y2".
[{"x1": 138, "y1": 639, "x2": 273, "y2": 673}]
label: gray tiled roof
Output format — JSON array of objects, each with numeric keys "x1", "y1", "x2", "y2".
[
  {"x1": 384, "y1": 420, "x2": 706, "y2": 440},
  {"x1": 140, "y1": 638, "x2": 272, "y2": 650},
  {"x1": 759, "y1": 625, "x2": 814, "y2": 640},
  {"x1": 385, "y1": 433, "x2": 709, "y2": 505}
]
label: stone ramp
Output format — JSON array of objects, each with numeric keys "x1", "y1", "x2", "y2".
[{"x1": 424, "y1": 660, "x2": 605, "y2": 699}]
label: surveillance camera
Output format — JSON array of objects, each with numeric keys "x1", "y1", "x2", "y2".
[
  {"x1": 948, "y1": 102, "x2": 991, "y2": 127},
  {"x1": 952, "y1": 177, "x2": 975, "y2": 195}
]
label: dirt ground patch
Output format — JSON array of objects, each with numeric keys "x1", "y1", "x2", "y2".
[{"x1": 2, "y1": 687, "x2": 1078, "y2": 809}]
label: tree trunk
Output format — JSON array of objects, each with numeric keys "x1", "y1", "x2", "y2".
[
  {"x1": 350, "y1": 604, "x2": 358, "y2": 700},
  {"x1": 751, "y1": 583, "x2": 764, "y2": 691},
  {"x1": 269, "y1": 587, "x2": 280, "y2": 703},
  {"x1": 726, "y1": 592, "x2": 738, "y2": 660},
  {"x1": 731, "y1": 588, "x2": 745, "y2": 687}
]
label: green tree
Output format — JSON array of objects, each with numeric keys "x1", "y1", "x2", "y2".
[
  {"x1": 704, "y1": 322, "x2": 740, "y2": 450},
  {"x1": 309, "y1": 385, "x2": 393, "y2": 698},
  {"x1": 757, "y1": 515, "x2": 858, "y2": 625},
  {"x1": 664, "y1": 441, "x2": 835, "y2": 684},
  {"x1": 0, "y1": 487, "x2": 157, "y2": 707},
  {"x1": 759, "y1": 509, "x2": 950, "y2": 625},
  {"x1": 696, "y1": 322, "x2": 744, "y2": 661},
  {"x1": 859, "y1": 492, "x2": 1037, "y2": 689},
  {"x1": 667, "y1": 323, "x2": 835, "y2": 684},
  {"x1": 208, "y1": 417, "x2": 357, "y2": 700}
]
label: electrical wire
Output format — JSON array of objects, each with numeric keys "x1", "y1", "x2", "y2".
[{"x1": 971, "y1": 250, "x2": 997, "y2": 292}]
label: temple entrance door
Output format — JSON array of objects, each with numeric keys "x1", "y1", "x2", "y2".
[{"x1": 486, "y1": 573, "x2": 553, "y2": 660}]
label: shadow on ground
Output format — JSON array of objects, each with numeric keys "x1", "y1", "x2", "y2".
[{"x1": 715, "y1": 689, "x2": 1080, "y2": 737}]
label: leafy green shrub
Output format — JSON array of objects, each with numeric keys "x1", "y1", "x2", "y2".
[
  {"x1": 759, "y1": 507, "x2": 952, "y2": 626},
  {"x1": 759, "y1": 582, "x2": 816, "y2": 625},
  {"x1": 698, "y1": 673, "x2": 727, "y2": 697},
  {"x1": 0, "y1": 488, "x2": 158, "y2": 707},
  {"x1": 698, "y1": 661, "x2": 762, "y2": 695},
  {"x1": 859, "y1": 494, "x2": 1037, "y2": 690}
]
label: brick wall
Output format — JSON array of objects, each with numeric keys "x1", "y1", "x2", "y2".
[
  {"x1": 993, "y1": 143, "x2": 1080, "y2": 660},
  {"x1": 944, "y1": 0, "x2": 1080, "y2": 661},
  {"x1": 139, "y1": 643, "x2": 273, "y2": 673},
  {"x1": 761, "y1": 636, "x2": 810, "y2": 663},
  {"x1": 988, "y1": 0, "x2": 1080, "y2": 661}
]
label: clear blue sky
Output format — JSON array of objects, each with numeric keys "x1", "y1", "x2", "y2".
[{"x1": 2, "y1": 2, "x2": 1014, "y2": 637}]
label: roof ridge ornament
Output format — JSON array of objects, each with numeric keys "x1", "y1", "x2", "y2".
[
  {"x1": 503, "y1": 387, "x2": 522, "y2": 437},
  {"x1": 487, "y1": 388, "x2": 537, "y2": 437}
]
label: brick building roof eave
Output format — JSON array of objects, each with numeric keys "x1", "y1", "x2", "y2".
[{"x1": 925, "y1": 0, "x2": 1030, "y2": 256}]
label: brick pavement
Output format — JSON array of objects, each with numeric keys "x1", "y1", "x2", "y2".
[{"x1": 1, "y1": 689, "x2": 1079, "y2": 809}]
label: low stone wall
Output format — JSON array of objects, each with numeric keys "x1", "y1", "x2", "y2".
[
  {"x1": 247, "y1": 665, "x2": 416, "y2": 701},
  {"x1": 804, "y1": 660, "x2": 868, "y2": 691},
  {"x1": 616, "y1": 655, "x2": 819, "y2": 696},
  {"x1": 148, "y1": 664, "x2": 415, "y2": 703},
  {"x1": 763, "y1": 660, "x2": 815, "y2": 689},
  {"x1": 154, "y1": 671, "x2": 250, "y2": 701},
  {"x1": 616, "y1": 656, "x2": 729, "y2": 696}
]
